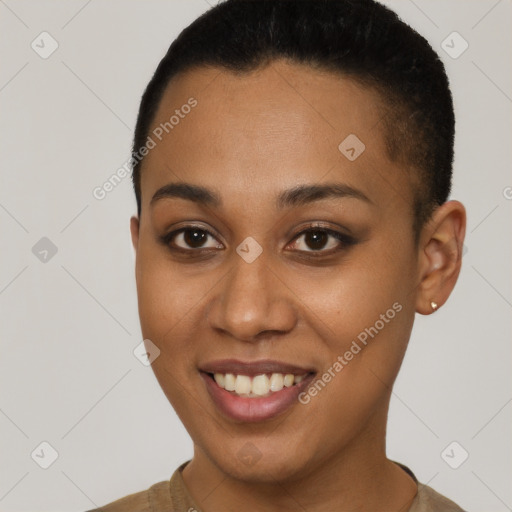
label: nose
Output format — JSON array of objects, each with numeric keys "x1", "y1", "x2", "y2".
[{"x1": 207, "y1": 252, "x2": 298, "y2": 343}]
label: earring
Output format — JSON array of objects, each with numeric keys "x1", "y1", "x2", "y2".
[{"x1": 430, "y1": 301, "x2": 438, "y2": 312}]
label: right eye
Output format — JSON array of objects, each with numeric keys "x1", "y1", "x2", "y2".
[{"x1": 160, "y1": 226, "x2": 224, "y2": 252}]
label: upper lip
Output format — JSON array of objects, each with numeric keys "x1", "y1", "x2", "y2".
[{"x1": 200, "y1": 359, "x2": 315, "y2": 376}]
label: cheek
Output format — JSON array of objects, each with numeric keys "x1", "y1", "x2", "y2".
[
  {"x1": 287, "y1": 251, "x2": 411, "y2": 342},
  {"x1": 296, "y1": 306, "x2": 412, "y2": 453},
  {"x1": 291, "y1": 249, "x2": 414, "y2": 401},
  {"x1": 135, "y1": 248, "x2": 205, "y2": 364},
  {"x1": 134, "y1": 251, "x2": 210, "y2": 419}
]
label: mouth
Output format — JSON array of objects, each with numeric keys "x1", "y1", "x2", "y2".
[
  {"x1": 199, "y1": 359, "x2": 316, "y2": 422},
  {"x1": 204, "y1": 371, "x2": 309, "y2": 398}
]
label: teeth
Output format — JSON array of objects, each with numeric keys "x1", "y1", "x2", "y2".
[
  {"x1": 214, "y1": 373, "x2": 225, "y2": 388},
  {"x1": 283, "y1": 374, "x2": 294, "y2": 387},
  {"x1": 269, "y1": 373, "x2": 284, "y2": 392},
  {"x1": 235, "y1": 375, "x2": 252, "y2": 395},
  {"x1": 252, "y1": 374, "x2": 270, "y2": 396},
  {"x1": 224, "y1": 373, "x2": 236, "y2": 391},
  {"x1": 212, "y1": 372, "x2": 307, "y2": 397}
]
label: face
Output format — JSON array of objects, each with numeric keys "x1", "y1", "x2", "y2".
[{"x1": 130, "y1": 59, "x2": 422, "y2": 483}]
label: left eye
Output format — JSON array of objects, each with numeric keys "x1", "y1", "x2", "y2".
[{"x1": 289, "y1": 228, "x2": 350, "y2": 253}]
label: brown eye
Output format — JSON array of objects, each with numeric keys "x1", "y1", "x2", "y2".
[
  {"x1": 291, "y1": 228, "x2": 350, "y2": 254},
  {"x1": 303, "y1": 230, "x2": 330, "y2": 250},
  {"x1": 182, "y1": 228, "x2": 208, "y2": 248},
  {"x1": 161, "y1": 227, "x2": 223, "y2": 251}
]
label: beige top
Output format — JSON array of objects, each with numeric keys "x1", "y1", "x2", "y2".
[{"x1": 87, "y1": 461, "x2": 465, "y2": 512}]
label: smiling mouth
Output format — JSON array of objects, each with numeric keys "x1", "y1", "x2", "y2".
[{"x1": 205, "y1": 372, "x2": 312, "y2": 398}]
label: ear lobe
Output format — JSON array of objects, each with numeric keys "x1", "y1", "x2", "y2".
[
  {"x1": 130, "y1": 215, "x2": 140, "y2": 254},
  {"x1": 415, "y1": 200, "x2": 466, "y2": 315}
]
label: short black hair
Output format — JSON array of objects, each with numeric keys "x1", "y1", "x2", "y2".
[{"x1": 131, "y1": 0, "x2": 454, "y2": 242}]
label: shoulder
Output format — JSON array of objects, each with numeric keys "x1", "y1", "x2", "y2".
[
  {"x1": 84, "y1": 480, "x2": 171, "y2": 512},
  {"x1": 392, "y1": 461, "x2": 466, "y2": 512},
  {"x1": 410, "y1": 482, "x2": 466, "y2": 512}
]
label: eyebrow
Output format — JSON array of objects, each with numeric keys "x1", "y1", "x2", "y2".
[{"x1": 150, "y1": 181, "x2": 373, "y2": 209}]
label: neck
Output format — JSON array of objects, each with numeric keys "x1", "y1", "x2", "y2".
[{"x1": 182, "y1": 404, "x2": 417, "y2": 511}]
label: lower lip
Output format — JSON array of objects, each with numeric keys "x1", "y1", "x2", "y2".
[{"x1": 200, "y1": 372, "x2": 315, "y2": 422}]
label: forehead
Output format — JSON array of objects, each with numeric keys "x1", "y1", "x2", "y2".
[{"x1": 140, "y1": 59, "x2": 411, "y2": 213}]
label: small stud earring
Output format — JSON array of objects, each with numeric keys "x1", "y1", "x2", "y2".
[{"x1": 430, "y1": 301, "x2": 438, "y2": 312}]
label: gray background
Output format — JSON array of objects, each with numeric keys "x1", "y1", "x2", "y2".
[{"x1": 0, "y1": 0, "x2": 510, "y2": 510}]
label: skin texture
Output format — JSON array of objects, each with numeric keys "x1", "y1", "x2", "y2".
[{"x1": 129, "y1": 59, "x2": 466, "y2": 511}]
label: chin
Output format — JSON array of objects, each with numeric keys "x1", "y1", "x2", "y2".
[{"x1": 204, "y1": 437, "x2": 318, "y2": 484}]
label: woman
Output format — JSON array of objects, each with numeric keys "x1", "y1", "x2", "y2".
[{"x1": 90, "y1": 0, "x2": 466, "y2": 510}]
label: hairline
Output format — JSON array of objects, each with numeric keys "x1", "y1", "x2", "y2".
[{"x1": 134, "y1": 60, "x2": 430, "y2": 247}]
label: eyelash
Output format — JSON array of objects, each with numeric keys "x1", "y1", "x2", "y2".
[{"x1": 159, "y1": 223, "x2": 356, "y2": 258}]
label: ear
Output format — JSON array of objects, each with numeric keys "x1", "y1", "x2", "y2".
[
  {"x1": 130, "y1": 215, "x2": 140, "y2": 255},
  {"x1": 415, "y1": 200, "x2": 466, "y2": 315}
]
